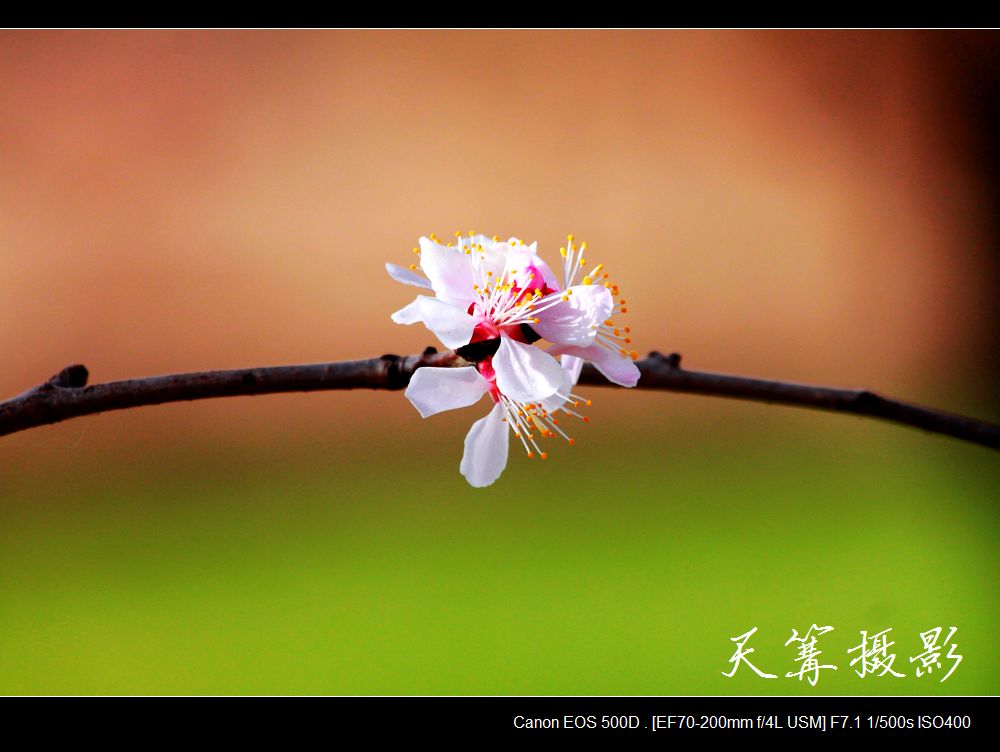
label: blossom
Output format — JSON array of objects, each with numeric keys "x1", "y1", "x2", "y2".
[{"x1": 387, "y1": 232, "x2": 639, "y2": 486}]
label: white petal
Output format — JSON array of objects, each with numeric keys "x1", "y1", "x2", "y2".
[
  {"x1": 467, "y1": 233, "x2": 494, "y2": 247},
  {"x1": 416, "y1": 296, "x2": 476, "y2": 349},
  {"x1": 390, "y1": 296, "x2": 425, "y2": 325},
  {"x1": 538, "y1": 361, "x2": 575, "y2": 413},
  {"x1": 418, "y1": 236, "x2": 475, "y2": 307},
  {"x1": 460, "y1": 403, "x2": 509, "y2": 488},
  {"x1": 531, "y1": 285, "x2": 614, "y2": 346},
  {"x1": 503, "y1": 245, "x2": 560, "y2": 291},
  {"x1": 561, "y1": 354, "x2": 584, "y2": 385},
  {"x1": 548, "y1": 344, "x2": 641, "y2": 388},
  {"x1": 385, "y1": 262, "x2": 432, "y2": 289},
  {"x1": 470, "y1": 241, "x2": 508, "y2": 280},
  {"x1": 492, "y1": 337, "x2": 567, "y2": 402},
  {"x1": 458, "y1": 233, "x2": 500, "y2": 266},
  {"x1": 405, "y1": 366, "x2": 489, "y2": 418}
]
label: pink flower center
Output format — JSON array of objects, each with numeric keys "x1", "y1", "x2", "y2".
[
  {"x1": 518, "y1": 264, "x2": 549, "y2": 295},
  {"x1": 476, "y1": 356, "x2": 502, "y2": 403},
  {"x1": 457, "y1": 260, "x2": 557, "y2": 364}
]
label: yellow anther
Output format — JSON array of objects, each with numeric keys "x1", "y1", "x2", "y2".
[
  {"x1": 567, "y1": 234, "x2": 574, "y2": 242},
  {"x1": 591, "y1": 263, "x2": 603, "y2": 275},
  {"x1": 487, "y1": 271, "x2": 493, "y2": 276},
  {"x1": 561, "y1": 294, "x2": 569, "y2": 301},
  {"x1": 581, "y1": 241, "x2": 587, "y2": 250},
  {"x1": 582, "y1": 277, "x2": 593, "y2": 285},
  {"x1": 493, "y1": 235, "x2": 499, "y2": 242},
  {"x1": 533, "y1": 317, "x2": 540, "y2": 324},
  {"x1": 580, "y1": 258, "x2": 587, "y2": 266},
  {"x1": 454, "y1": 230, "x2": 462, "y2": 238},
  {"x1": 586, "y1": 400, "x2": 592, "y2": 407},
  {"x1": 559, "y1": 246, "x2": 567, "y2": 258},
  {"x1": 412, "y1": 247, "x2": 420, "y2": 254},
  {"x1": 408, "y1": 264, "x2": 418, "y2": 270},
  {"x1": 430, "y1": 232, "x2": 438, "y2": 240}
]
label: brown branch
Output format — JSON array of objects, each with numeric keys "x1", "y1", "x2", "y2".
[{"x1": 0, "y1": 350, "x2": 997, "y2": 450}]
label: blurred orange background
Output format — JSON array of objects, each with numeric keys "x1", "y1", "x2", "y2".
[{"x1": 0, "y1": 29, "x2": 996, "y2": 455}]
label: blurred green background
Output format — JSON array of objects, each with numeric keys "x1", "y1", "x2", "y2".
[
  {"x1": 0, "y1": 30, "x2": 997, "y2": 694},
  {"x1": 2, "y1": 395, "x2": 996, "y2": 694}
]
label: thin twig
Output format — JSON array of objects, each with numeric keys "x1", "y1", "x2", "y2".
[{"x1": 0, "y1": 350, "x2": 996, "y2": 450}]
